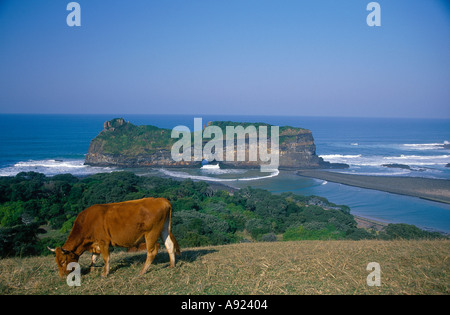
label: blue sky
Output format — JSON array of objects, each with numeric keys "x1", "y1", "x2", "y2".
[{"x1": 0, "y1": 0, "x2": 449, "y2": 118}]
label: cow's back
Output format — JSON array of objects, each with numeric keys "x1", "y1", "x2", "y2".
[
  {"x1": 102, "y1": 197, "x2": 171, "y2": 247},
  {"x1": 66, "y1": 197, "x2": 171, "y2": 249}
]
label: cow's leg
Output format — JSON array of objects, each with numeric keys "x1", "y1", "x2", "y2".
[
  {"x1": 161, "y1": 219, "x2": 176, "y2": 268},
  {"x1": 90, "y1": 253, "x2": 100, "y2": 272},
  {"x1": 100, "y1": 244, "x2": 110, "y2": 277},
  {"x1": 140, "y1": 232, "x2": 159, "y2": 275}
]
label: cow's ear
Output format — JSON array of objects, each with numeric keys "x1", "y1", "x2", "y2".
[{"x1": 47, "y1": 246, "x2": 56, "y2": 252}]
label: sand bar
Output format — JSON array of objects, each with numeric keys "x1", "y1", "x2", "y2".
[{"x1": 297, "y1": 170, "x2": 450, "y2": 204}]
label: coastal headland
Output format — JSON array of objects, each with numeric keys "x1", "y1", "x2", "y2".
[
  {"x1": 85, "y1": 118, "x2": 348, "y2": 170},
  {"x1": 297, "y1": 170, "x2": 450, "y2": 204}
]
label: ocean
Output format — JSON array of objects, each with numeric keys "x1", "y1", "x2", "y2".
[{"x1": 1, "y1": 114, "x2": 449, "y2": 232}]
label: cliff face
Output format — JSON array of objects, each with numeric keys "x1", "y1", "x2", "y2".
[{"x1": 85, "y1": 118, "x2": 341, "y2": 169}]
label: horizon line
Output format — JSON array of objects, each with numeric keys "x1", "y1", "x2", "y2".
[{"x1": 0, "y1": 112, "x2": 449, "y2": 120}]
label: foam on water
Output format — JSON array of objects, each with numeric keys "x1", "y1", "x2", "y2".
[
  {"x1": 402, "y1": 142, "x2": 449, "y2": 150},
  {"x1": 320, "y1": 154, "x2": 449, "y2": 167},
  {"x1": 0, "y1": 159, "x2": 115, "y2": 177},
  {"x1": 159, "y1": 167, "x2": 279, "y2": 182}
]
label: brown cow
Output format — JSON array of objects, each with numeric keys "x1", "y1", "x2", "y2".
[{"x1": 48, "y1": 197, "x2": 180, "y2": 277}]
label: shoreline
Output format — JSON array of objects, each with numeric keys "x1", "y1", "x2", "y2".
[{"x1": 297, "y1": 170, "x2": 450, "y2": 205}]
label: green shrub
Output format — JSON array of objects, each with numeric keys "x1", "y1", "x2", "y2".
[{"x1": 283, "y1": 224, "x2": 345, "y2": 241}]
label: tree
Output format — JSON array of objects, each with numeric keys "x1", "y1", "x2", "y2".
[{"x1": 0, "y1": 223, "x2": 44, "y2": 257}]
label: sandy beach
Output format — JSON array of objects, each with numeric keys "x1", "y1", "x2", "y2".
[{"x1": 297, "y1": 170, "x2": 450, "y2": 204}]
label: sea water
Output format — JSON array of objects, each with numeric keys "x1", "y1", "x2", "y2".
[{"x1": 0, "y1": 114, "x2": 449, "y2": 232}]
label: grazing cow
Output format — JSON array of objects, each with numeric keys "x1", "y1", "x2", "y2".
[{"x1": 48, "y1": 197, "x2": 180, "y2": 277}]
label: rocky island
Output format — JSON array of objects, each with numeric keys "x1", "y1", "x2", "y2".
[{"x1": 85, "y1": 118, "x2": 344, "y2": 169}]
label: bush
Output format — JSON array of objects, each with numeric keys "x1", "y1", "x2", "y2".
[
  {"x1": 380, "y1": 223, "x2": 443, "y2": 240},
  {"x1": 245, "y1": 219, "x2": 271, "y2": 240},
  {"x1": 0, "y1": 223, "x2": 45, "y2": 257},
  {"x1": 283, "y1": 224, "x2": 345, "y2": 241},
  {"x1": 345, "y1": 228, "x2": 376, "y2": 240},
  {"x1": 172, "y1": 210, "x2": 231, "y2": 247},
  {"x1": 261, "y1": 233, "x2": 277, "y2": 242}
]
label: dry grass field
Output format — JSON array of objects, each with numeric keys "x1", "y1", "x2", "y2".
[{"x1": 0, "y1": 239, "x2": 448, "y2": 295}]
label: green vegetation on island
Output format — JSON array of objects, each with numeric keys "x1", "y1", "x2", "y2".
[
  {"x1": 0, "y1": 171, "x2": 445, "y2": 258},
  {"x1": 94, "y1": 118, "x2": 311, "y2": 156},
  {"x1": 85, "y1": 118, "x2": 331, "y2": 168},
  {"x1": 94, "y1": 118, "x2": 176, "y2": 155}
]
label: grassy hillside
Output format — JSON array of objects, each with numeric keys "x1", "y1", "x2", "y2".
[{"x1": 1, "y1": 239, "x2": 448, "y2": 295}]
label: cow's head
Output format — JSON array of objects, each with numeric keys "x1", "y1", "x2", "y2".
[{"x1": 48, "y1": 247, "x2": 79, "y2": 278}]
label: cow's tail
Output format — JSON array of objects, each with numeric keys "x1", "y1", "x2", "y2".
[{"x1": 167, "y1": 202, "x2": 181, "y2": 256}]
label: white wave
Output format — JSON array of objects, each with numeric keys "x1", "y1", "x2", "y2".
[
  {"x1": 321, "y1": 154, "x2": 450, "y2": 167},
  {"x1": 403, "y1": 142, "x2": 449, "y2": 150},
  {"x1": 0, "y1": 159, "x2": 114, "y2": 177},
  {"x1": 159, "y1": 168, "x2": 279, "y2": 182},
  {"x1": 200, "y1": 164, "x2": 246, "y2": 175},
  {"x1": 320, "y1": 154, "x2": 362, "y2": 159},
  {"x1": 384, "y1": 154, "x2": 450, "y2": 160},
  {"x1": 333, "y1": 168, "x2": 447, "y2": 179},
  {"x1": 238, "y1": 170, "x2": 280, "y2": 181},
  {"x1": 334, "y1": 170, "x2": 412, "y2": 176},
  {"x1": 201, "y1": 164, "x2": 220, "y2": 170},
  {"x1": 14, "y1": 160, "x2": 85, "y2": 169}
]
